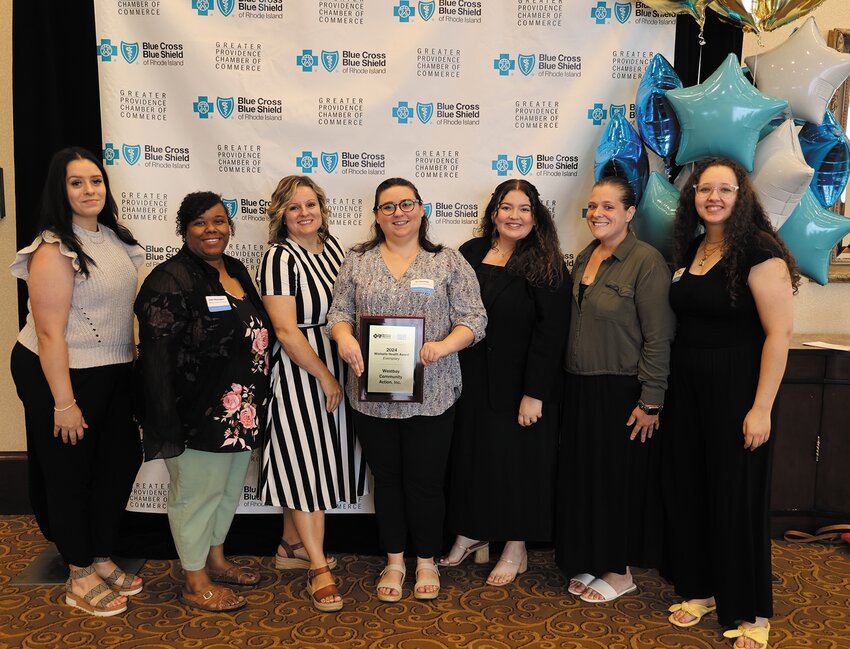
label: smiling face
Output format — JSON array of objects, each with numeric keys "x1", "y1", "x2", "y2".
[
  {"x1": 694, "y1": 164, "x2": 738, "y2": 229},
  {"x1": 586, "y1": 183, "x2": 635, "y2": 246},
  {"x1": 185, "y1": 203, "x2": 230, "y2": 263},
  {"x1": 283, "y1": 184, "x2": 323, "y2": 244},
  {"x1": 65, "y1": 158, "x2": 106, "y2": 222},
  {"x1": 375, "y1": 184, "x2": 424, "y2": 245},
  {"x1": 493, "y1": 189, "x2": 534, "y2": 245}
]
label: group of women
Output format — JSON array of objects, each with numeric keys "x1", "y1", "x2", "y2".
[{"x1": 12, "y1": 146, "x2": 797, "y2": 649}]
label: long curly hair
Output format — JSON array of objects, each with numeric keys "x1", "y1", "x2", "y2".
[
  {"x1": 38, "y1": 147, "x2": 139, "y2": 277},
  {"x1": 673, "y1": 157, "x2": 800, "y2": 304},
  {"x1": 266, "y1": 175, "x2": 331, "y2": 245},
  {"x1": 478, "y1": 179, "x2": 564, "y2": 289},
  {"x1": 353, "y1": 177, "x2": 442, "y2": 254}
]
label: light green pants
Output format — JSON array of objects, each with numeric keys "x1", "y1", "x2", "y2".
[{"x1": 164, "y1": 449, "x2": 251, "y2": 571}]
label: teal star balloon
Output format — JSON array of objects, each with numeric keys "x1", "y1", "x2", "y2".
[
  {"x1": 666, "y1": 53, "x2": 788, "y2": 172},
  {"x1": 632, "y1": 172, "x2": 680, "y2": 261},
  {"x1": 777, "y1": 189, "x2": 850, "y2": 285}
]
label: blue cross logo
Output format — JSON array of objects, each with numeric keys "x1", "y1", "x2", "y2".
[
  {"x1": 192, "y1": 0, "x2": 213, "y2": 16},
  {"x1": 96, "y1": 39, "x2": 118, "y2": 62},
  {"x1": 102, "y1": 143, "x2": 119, "y2": 166},
  {"x1": 587, "y1": 103, "x2": 608, "y2": 125},
  {"x1": 493, "y1": 54, "x2": 515, "y2": 76},
  {"x1": 392, "y1": 101, "x2": 413, "y2": 124},
  {"x1": 591, "y1": 1, "x2": 612, "y2": 24},
  {"x1": 394, "y1": 0, "x2": 416, "y2": 22},
  {"x1": 491, "y1": 155, "x2": 513, "y2": 176},
  {"x1": 297, "y1": 49, "x2": 317, "y2": 72},
  {"x1": 193, "y1": 96, "x2": 215, "y2": 119},
  {"x1": 297, "y1": 151, "x2": 318, "y2": 174}
]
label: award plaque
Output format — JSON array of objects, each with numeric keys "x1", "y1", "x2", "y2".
[{"x1": 359, "y1": 315, "x2": 424, "y2": 402}]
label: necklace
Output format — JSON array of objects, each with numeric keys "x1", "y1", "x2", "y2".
[{"x1": 698, "y1": 239, "x2": 724, "y2": 267}]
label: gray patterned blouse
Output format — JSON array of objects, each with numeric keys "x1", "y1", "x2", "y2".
[{"x1": 326, "y1": 245, "x2": 487, "y2": 419}]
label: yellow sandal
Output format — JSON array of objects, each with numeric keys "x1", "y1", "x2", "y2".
[{"x1": 723, "y1": 622, "x2": 770, "y2": 649}]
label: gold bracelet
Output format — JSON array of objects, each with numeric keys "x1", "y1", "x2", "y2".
[{"x1": 54, "y1": 399, "x2": 77, "y2": 412}]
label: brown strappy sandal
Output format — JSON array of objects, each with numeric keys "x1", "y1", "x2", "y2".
[
  {"x1": 306, "y1": 565, "x2": 343, "y2": 612},
  {"x1": 275, "y1": 539, "x2": 337, "y2": 570},
  {"x1": 65, "y1": 565, "x2": 128, "y2": 617}
]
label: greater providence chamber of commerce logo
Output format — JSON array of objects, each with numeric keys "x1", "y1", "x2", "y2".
[
  {"x1": 415, "y1": 149, "x2": 460, "y2": 180},
  {"x1": 393, "y1": 0, "x2": 481, "y2": 24},
  {"x1": 214, "y1": 41, "x2": 263, "y2": 72},
  {"x1": 492, "y1": 52, "x2": 581, "y2": 78},
  {"x1": 316, "y1": 0, "x2": 365, "y2": 24},
  {"x1": 295, "y1": 150, "x2": 387, "y2": 176},
  {"x1": 120, "y1": 89, "x2": 168, "y2": 122},
  {"x1": 327, "y1": 196, "x2": 365, "y2": 228},
  {"x1": 96, "y1": 38, "x2": 184, "y2": 66},
  {"x1": 218, "y1": 144, "x2": 262, "y2": 174},
  {"x1": 416, "y1": 47, "x2": 462, "y2": 79},
  {"x1": 119, "y1": 190, "x2": 169, "y2": 229},
  {"x1": 102, "y1": 142, "x2": 190, "y2": 169},
  {"x1": 296, "y1": 48, "x2": 387, "y2": 75},
  {"x1": 317, "y1": 97, "x2": 365, "y2": 127},
  {"x1": 516, "y1": 0, "x2": 564, "y2": 27},
  {"x1": 191, "y1": 0, "x2": 284, "y2": 19},
  {"x1": 515, "y1": 100, "x2": 560, "y2": 129},
  {"x1": 491, "y1": 152, "x2": 580, "y2": 177},
  {"x1": 391, "y1": 100, "x2": 480, "y2": 126},
  {"x1": 192, "y1": 95, "x2": 282, "y2": 121}
]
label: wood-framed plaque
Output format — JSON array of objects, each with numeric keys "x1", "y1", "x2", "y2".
[{"x1": 358, "y1": 315, "x2": 424, "y2": 402}]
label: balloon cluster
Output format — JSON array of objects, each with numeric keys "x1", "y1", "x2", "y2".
[
  {"x1": 595, "y1": 18, "x2": 850, "y2": 284},
  {"x1": 643, "y1": 0, "x2": 829, "y2": 34}
]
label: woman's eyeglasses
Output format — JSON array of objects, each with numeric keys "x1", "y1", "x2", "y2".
[
  {"x1": 693, "y1": 183, "x2": 738, "y2": 197},
  {"x1": 376, "y1": 199, "x2": 421, "y2": 215}
]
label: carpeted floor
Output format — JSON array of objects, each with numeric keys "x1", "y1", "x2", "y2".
[{"x1": 1, "y1": 515, "x2": 849, "y2": 649}]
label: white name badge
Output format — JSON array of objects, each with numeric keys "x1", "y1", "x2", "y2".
[
  {"x1": 410, "y1": 278, "x2": 435, "y2": 293},
  {"x1": 206, "y1": 295, "x2": 232, "y2": 312},
  {"x1": 672, "y1": 268, "x2": 685, "y2": 283}
]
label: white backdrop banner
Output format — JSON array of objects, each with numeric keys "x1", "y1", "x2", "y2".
[{"x1": 94, "y1": 0, "x2": 675, "y2": 514}]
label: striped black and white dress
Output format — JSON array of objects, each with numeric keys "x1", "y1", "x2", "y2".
[{"x1": 257, "y1": 235, "x2": 367, "y2": 511}]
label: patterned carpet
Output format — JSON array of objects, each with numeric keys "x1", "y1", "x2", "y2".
[{"x1": 1, "y1": 515, "x2": 849, "y2": 649}]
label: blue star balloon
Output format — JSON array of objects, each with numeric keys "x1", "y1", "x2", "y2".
[
  {"x1": 666, "y1": 53, "x2": 788, "y2": 171},
  {"x1": 636, "y1": 54, "x2": 683, "y2": 160},
  {"x1": 777, "y1": 189, "x2": 850, "y2": 285},
  {"x1": 632, "y1": 171, "x2": 680, "y2": 261},
  {"x1": 594, "y1": 113, "x2": 649, "y2": 204},
  {"x1": 798, "y1": 110, "x2": 850, "y2": 208}
]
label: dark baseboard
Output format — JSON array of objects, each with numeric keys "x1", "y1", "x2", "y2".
[{"x1": 0, "y1": 453, "x2": 32, "y2": 514}]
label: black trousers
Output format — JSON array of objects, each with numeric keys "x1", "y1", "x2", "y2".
[
  {"x1": 353, "y1": 407, "x2": 454, "y2": 557},
  {"x1": 11, "y1": 343, "x2": 142, "y2": 566}
]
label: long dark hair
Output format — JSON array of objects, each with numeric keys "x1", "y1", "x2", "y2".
[
  {"x1": 479, "y1": 179, "x2": 564, "y2": 289},
  {"x1": 38, "y1": 147, "x2": 138, "y2": 277},
  {"x1": 673, "y1": 157, "x2": 800, "y2": 303},
  {"x1": 352, "y1": 177, "x2": 442, "y2": 254}
]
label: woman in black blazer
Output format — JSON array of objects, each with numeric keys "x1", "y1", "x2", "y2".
[{"x1": 441, "y1": 179, "x2": 571, "y2": 585}]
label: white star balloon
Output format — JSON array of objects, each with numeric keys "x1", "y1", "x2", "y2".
[
  {"x1": 745, "y1": 16, "x2": 850, "y2": 125},
  {"x1": 750, "y1": 119, "x2": 814, "y2": 230}
]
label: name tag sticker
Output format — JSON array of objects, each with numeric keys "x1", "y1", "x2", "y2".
[
  {"x1": 672, "y1": 268, "x2": 685, "y2": 283},
  {"x1": 206, "y1": 295, "x2": 231, "y2": 312},
  {"x1": 410, "y1": 279, "x2": 435, "y2": 293}
]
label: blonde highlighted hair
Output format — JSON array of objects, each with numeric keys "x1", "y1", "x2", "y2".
[{"x1": 266, "y1": 175, "x2": 331, "y2": 244}]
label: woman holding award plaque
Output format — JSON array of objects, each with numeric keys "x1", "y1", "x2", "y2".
[
  {"x1": 328, "y1": 178, "x2": 487, "y2": 602},
  {"x1": 442, "y1": 179, "x2": 571, "y2": 586}
]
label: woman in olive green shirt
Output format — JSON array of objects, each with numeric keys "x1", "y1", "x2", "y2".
[{"x1": 555, "y1": 175, "x2": 674, "y2": 603}]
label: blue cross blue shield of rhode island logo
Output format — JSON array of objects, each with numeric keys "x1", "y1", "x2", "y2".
[
  {"x1": 518, "y1": 54, "x2": 536, "y2": 76},
  {"x1": 418, "y1": 1, "x2": 435, "y2": 20},
  {"x1": 120, "y1": 41, "x2": 139, "y2": 64},
  {"x1": 423, "y1": 202, "x2": 433, "y2": 219},
  {"x1": 416, "y1": 102, "x2": 434, "y2": 124},
  {"x1": 217, "y1": 0, "x2": 235, "y2": 16},
  {"x1": 515, "y1": 155, "x2": 533, "y2": 176},
  {"x1": 321, "y1": 152, "x2": 339, "y2": 174},
  {"x1": 322, "y1": 51, "x2": 339, "y2": 72},
  {"x1": 216, "y1": 97, "x2": 235, "y2": 119},
  {"x1": 609, "y1": 103, "x2": 626, "y2": 118},
  {"x1": 615, "y1": 1, "x2": 632, "y2": 23},
  {"x1": 222, "y1": 199, "x2": 238, "y2": 219},
  {"x1": 122, "y1": 144, "x2": 141, "y2": 166}
]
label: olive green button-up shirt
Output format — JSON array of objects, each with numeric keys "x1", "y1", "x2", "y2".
[{"x1": 565, "y1": 232, "x2": 675, "y2": 405}]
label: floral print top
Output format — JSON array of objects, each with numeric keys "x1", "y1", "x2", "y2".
[
  {"x1": 134, "y1": 246, "x2": 273, "y2": 460},
  {"x1": 214, "y1": 296, "x2": 270, "y2": 451}
]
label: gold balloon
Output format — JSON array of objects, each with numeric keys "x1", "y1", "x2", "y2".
[
  {"x1": 708, "y1": 0, "x2": 830, "y2": 33},
  {"x1": 640, "y1": 0, "x2": 714, "y2": 28}
]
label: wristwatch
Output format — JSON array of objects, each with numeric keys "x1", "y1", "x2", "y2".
[{"x1": 638, "y1": 400, "x2": 663, "y2": 415}]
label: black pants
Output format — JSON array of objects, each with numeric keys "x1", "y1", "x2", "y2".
[
  {"x1": 11, "y1": 343, "x2": 142, "y2": 566},
  {"x1": 353, "y1": 407, "x2": 454, "y2": 557}
]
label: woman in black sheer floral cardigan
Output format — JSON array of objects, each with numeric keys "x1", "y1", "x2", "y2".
[{"x1": 134, "y1": 191, "x2": 272, "y2": 612}]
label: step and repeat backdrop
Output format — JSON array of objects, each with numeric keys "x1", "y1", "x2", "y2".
[{"x1": 94, "y1": 0, "x2": 675, "y2": 514}]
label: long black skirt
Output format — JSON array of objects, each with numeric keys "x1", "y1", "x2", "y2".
[{"x1": 555, "y1": 372, "x2": 664, "y2": 577}]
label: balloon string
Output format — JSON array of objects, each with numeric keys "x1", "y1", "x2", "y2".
[{"x1": 697, "y1": 35, "x2": 704, "y2": 83}]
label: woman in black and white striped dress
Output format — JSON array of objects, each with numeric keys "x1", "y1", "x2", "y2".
[{"x1": 257, "y1": 175, "x2": 366, "y2": 612}]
